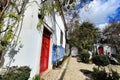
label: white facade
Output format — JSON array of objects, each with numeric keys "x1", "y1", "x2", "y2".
[
  {"x1": 71, "y1": 47, "x2": 78, "y2": 57},
  {"x1": 94, "y1": 44, "x2": 111, "y2": 55},
  {"x1": 2, "y1": 0, "x2": 66, "y2": 78}
]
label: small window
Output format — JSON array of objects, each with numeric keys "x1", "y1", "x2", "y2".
[{"x1": 60, "y1": 30, "x2": 63, "y2": 44}]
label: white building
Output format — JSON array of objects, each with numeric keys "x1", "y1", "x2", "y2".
[
  {"x1": 1, "y1": 0, "x2": 66, "y2": 78},
  {"x1": 94, "y1": 44, "x2": 111, "y2": 55}
]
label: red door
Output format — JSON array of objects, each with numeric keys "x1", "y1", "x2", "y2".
[
  {"x1": 40, "y1": 28, "x2": 51, "y2": 74},
  {"x1": 98, "y1": 46, "x2": 103, "y2": 55}
]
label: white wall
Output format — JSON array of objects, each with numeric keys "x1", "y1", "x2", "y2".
[
  {"x1": 3, "y1": 0, "x2": 66, "y2": 78},
  {"x1": 55, "y1": 13, "x2": 66, "y2": 48},
  {"x1": 71, "y1": 47, "x2": 78, "y2": 57},
  {"x1": 103, "y1": 45, "x2": 111, "y2": 55},
  {"x1": 94, "y1": 44, "x2": 111, "y2": 55},
  {"x1": 45, "y1": 12, "x2": 66, "y2": 48},
  {"x1": 3, "y1": 0, "x2": 44, "y2": 78}
]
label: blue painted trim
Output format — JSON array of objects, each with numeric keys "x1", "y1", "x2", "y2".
[{"x1": 52, "y1": 44, "x2": 65, "y2": 64}]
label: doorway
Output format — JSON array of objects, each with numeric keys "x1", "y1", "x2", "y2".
[
  {"x1": 98, "y1": 46, "x2": 104, "y2": 55},
  {"x1": 40, "y1": 27, "x2": 51, "y2": 74}
]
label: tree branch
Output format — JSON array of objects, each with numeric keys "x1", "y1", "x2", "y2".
[{"x1": 0, "y1": 0, "x2": 10, "y2": 18}]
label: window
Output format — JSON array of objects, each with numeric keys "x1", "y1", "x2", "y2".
[{"x1": 60, "y1": 30, "x2": 63, "y2": 44}]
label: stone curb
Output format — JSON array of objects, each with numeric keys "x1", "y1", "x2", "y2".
[{"x1": 56, "y1": 57, "x2": 70, "y2": 80}]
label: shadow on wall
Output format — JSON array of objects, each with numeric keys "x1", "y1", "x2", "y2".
[{"x1": 1, "y1": 41, "x2": 23, "y2": 67}]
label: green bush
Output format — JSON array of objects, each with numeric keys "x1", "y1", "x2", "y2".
[
  {"x1": 2, "y1": 66, "x2": 31, "y2": 80},
  {"x1": 93, "y1": 67, "x2": 107, "y2": 80},
  {"x1": 80, "y1": 53, "x2": 90, "y2": 63},
  {"x1": 80, "y1": 49, "x2": 87, "y2": 54},
  {"x1": 92, "y1": 55, "x2": 110, "y2": 66},
  {"x1": 0, "y1": 75, "x2": 2, "y2": 80},
  {"x1": 107, "y1": 69, "x2": 120, "y2": 80},
  {"x1": 32, "y1": 74, "x2": 44, "y2": 80},
  {"x1": 92, "y1": 67, "x2": 120, "y2": 80},
  {"x1": 53, "y1": 56, "x2": 68, "y2": 68},
  {"x1": 32, "y1": 74, "x2": 40, "y2": 80}
]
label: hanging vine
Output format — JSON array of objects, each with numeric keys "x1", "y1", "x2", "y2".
[
  {"x1": 37, "y1": 1, "x2": 62, "y2": 28},
  {"x1": 0, "y1": 0, "x2": 63, "y2": 67},
  {"x1": 37, "y1": 0, "x2": 80, "y2": 29},
  {"x1": 0, "y1": 0, "x2": 88, "y2": 67}
]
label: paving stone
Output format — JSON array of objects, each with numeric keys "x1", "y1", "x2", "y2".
[{"x1": 42, "y1": 57, "x2": 120, "y2": 80}]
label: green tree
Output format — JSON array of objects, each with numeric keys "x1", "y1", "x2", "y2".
[
  {"x1": 0, "y1": 0, "x2": 90, "y2": 67},
  {"x1": 68, "y1": 21, "x2": 100, "y2": 53},
  {"x1": 103, "y1": 22, "x2": 120, "y2": 54}
]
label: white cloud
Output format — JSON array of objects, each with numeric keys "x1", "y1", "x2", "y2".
[
  {"x1": 79, "y1": 0, "x2": 120, "y2": 25},
  {"x1": 97, "y1": 23, "x2": 109, "y2": 31}
]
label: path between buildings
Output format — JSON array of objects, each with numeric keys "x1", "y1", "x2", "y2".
[
  {"x1": 41, "y1": 56, "x2": 120, "y2": 80},
  {"x1": 61, "y1": 57, "x2": 95, "y2": 80}
]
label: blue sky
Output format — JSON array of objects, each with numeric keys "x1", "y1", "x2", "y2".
[{"x1": 77, "y1": 0, "x2": 120, "y2": 30}]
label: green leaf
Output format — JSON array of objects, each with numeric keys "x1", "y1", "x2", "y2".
[
  {"x1": 37, "y1": 20, "x2": 44, "y2": 28},
  {"x1": 9, "y1": 11, "x2": 17, "y2": 19}
]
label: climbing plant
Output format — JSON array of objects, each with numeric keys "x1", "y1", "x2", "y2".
[
  {"x1": 0, "y1": 0, "x2": 70, "y2": 67},
  {"x1": 0, "y1": 0, "x2": 90, "y2": 67},
  {"x1": 37, "y1": 1, "x2": 61, "y2": 28},
  {"x1": 0, "y1": 0, "x2": 29, "y2": 67}
]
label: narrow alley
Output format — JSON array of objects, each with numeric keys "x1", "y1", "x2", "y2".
[
  {"x1": 42, "y1": 57, "x2": 95, "y2": 80},
  {"x1": 0, "y1": 0, "x2": 120, "y2": 80},
  {"x1": 60, "y1": 57, "x2": 95, "y2": 80}
]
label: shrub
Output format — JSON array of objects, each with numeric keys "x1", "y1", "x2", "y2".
[
  {"x1": 2, "y1": 66, "x2": 31, "y2": 80},
  {"x1": 53, "y1": 56, "x2": 68, "y2": 68},
  {"x1": 107, "y1": 69, "x2": 120, "y2": 80},
  {"x1": 92, "y1": 55, "x2": 110, "y2": 66},
  {"x1": 93, "y1": 67, "x2": 107, "y2": 80},
  {"x1": 80, "y1": 49, "x2": 87, "y2": 54},
  {"x1": 80, "y1": 53, "x2": 90, "y2": 63},
  {"x1": 92, "y1": 67, "x2": 120, "y2": 80},
  {"x1": 0, "y1": 75, "x2": 2, "y2": 80},
  {"x1": 32, "y1": 74, "x2": 44, "y2": 80},
  {"x1": 32, "y1": 74, "x2": 40, "y2": 80}
]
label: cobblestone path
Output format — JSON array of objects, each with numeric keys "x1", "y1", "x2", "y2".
[
  {"x1": 42, "y1": 57, "x2": 120, "y2": 80},
  {"x1": 62, "y1": 57, "x2": 95, "y2": 80}
]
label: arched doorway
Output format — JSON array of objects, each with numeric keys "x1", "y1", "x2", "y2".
[{"x1": 98, "y1": 46, "x2": 104, "y2": 55}]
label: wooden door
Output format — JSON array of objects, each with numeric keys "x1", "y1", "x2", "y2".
[
  {"x1": 40, "y1": 28, "x2": 51, "y2": 74},
  {"x1": 98, "y1": 46, "x2": 103, "y2": 55}
]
